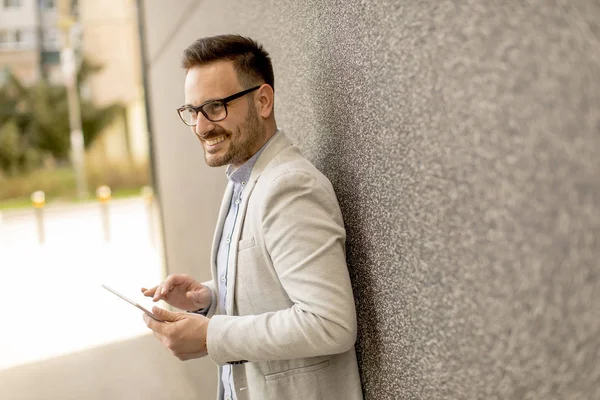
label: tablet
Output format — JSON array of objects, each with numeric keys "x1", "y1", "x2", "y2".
[{"x1": 101, "y1": 284, "x2": 165, "y2": 322}]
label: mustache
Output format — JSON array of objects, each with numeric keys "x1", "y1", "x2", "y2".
[{"x1": 198, "y1": 127, "x2": 229, "y2": 140}]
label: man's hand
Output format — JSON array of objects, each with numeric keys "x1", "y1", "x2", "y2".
[
  {"x1": 141, "y1": 274, "x2": 212, "y2": 311},
  {"x1": 143, "y1": 306, "x2": 210, "y2": 361}
]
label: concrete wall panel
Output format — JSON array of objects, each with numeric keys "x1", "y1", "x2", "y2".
[{"x1": 141, "y1": 1, "x2": 600, "y2": 398}]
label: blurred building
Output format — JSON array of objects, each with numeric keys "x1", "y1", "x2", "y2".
[
  {"x1": 0, "y1": 0, "x2": 149, "y2": 167},
  {"x1": 0, "y1": 0, "x2": 62, "y2": 84},
  {"x1": 78, "y1": 0, "x2": 149, "y2": 166}
]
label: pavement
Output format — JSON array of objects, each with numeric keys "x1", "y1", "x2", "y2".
[{"x1": 0, "y1": 197, "x2": 217, "y2": 399}]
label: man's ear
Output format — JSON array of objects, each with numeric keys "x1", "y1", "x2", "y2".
[{"x1": 256, "y1": 84, "x2": 274, "y2": 119}]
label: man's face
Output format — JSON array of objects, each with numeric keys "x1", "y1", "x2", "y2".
[{"x1": 184, "y1": 61, "x2": 264, "y2": 168}]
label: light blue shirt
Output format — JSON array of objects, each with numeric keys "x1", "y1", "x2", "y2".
[{"x1": 215, "y1": 131, "x2": 277, "y2": 400}]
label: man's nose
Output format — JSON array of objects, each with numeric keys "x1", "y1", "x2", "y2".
[{"x1": 194, "y1": 113, "x2": 215, "y2": 137}]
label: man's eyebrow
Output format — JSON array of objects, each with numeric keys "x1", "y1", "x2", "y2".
[{"x1": 182, "y1": 98, "x2": 220, "y2": 108}]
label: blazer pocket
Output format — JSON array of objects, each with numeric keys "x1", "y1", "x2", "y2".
[
  {"x1": 238, "y1": 236, "x2": 256, "y2": 251},
  {"x1": 264, "y1": 359, "x2": 330, "y2": 381}
]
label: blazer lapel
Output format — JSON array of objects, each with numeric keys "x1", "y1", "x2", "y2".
[
  {"x1": 248, "y1": 130, "x2": 293, "y2": 183},
  {"x1": 225, "y1": 178, "x2": 258, "y2": 315},
  {"x1": 224, "y1": 130, "x2": 294, "y2": 315}
]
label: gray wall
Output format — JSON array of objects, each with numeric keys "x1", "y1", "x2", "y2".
[{"x1": 141, "y1": 1, "x2": 600, "y2": 398}]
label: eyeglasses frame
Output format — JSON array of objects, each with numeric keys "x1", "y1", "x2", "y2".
[{"x1": 176, "y1": 85, "x2": 262, "y2": 126}]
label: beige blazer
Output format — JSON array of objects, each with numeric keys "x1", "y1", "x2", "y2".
[{"x1": 204, "y1": 131, "x2": 363, "y2": 400}]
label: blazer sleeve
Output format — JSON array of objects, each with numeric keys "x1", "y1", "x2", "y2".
[
  {"x1": 201, "y1": 279, "x2": 218, "y2": 318},
  {"x1": 206, "y1": 171, "x2": 357, "y2": 364}
]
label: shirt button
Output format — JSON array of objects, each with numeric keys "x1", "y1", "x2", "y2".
[
  {"x1": 226, "y1": 238, "x2": 231, "y2": 244},
  {"x1": 226, "y1": 397, "x2": 232, "y2": 400},
  {"x1": 220, "y1": 276, "x2": 226, "y2": 282},
  {"x1": 241, "y1": 182, "x2": 246, "y2": 186},
  {"x1": 235, "y1": 199, "x2": 240, "y2": 205}
]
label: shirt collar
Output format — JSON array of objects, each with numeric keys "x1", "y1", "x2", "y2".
[{"x1": 226, "y1": 129, "x2": 279, "y2": 184}]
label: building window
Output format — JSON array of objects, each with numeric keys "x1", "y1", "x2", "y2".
[
  {"x1": 39, "y1": 0, "x2": 55, "y2": 10},
  {"x1": 43, "y1": 28, "x2": 60, "y2": 50},
  {"x1": 0, "y1": 29, "x2": 32, "y2": 50},
  {"x1": 0, "y1": 31, "x2": 10, "y2": 44},
  {"x1": 0, "y1": 30, "x2": 18, "y2": 46},
  {"x1": 0, "y1": 31, "x2": 12, "y2": 50},
  {"x1": 3, "y1": 0, "x2": 22, "y2": 8}
]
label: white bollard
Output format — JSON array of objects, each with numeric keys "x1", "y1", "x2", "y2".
[
  {"x1": 96, "y1": 185, "x2": 112, "y2": 242},
  {"x1": 141, "y1": 186, "x2": 155, "y2": 247},
  {"x1": 31, "y1": 191, "x2": 46, "y2": 244}
]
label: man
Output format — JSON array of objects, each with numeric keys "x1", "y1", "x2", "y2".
[{"x1": 141, "y1": 34, "x2": 363, "y2": 400}]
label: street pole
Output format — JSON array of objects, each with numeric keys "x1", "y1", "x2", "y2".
[{"x1": 57, "y1": 0, "x2": 88, "y2": 200}]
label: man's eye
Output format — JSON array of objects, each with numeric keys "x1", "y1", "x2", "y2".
[{"x1": 205, "y1": 102, "x2": 224, "y2": 113}]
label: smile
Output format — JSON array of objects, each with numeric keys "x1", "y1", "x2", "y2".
[{"x1": 205, "y1": 135, "x2": 226, "y2": 146}]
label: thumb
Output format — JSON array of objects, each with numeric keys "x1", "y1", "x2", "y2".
[
  {"x1": 152, "y1": 306, "x2": 183, "y2": 322},
  {"x1": 186, "y1": 290, "x2": 207, "y2": 307}
]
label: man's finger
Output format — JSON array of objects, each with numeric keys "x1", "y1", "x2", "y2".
[
  {"x1": 152, "y1": 306, "x2": 183, "y2": 322},
  {"x1": 153, "y1": 284, "x2": 163, "y2": 301},
  {"x1": 161, "y1": 274, "x2": 189, "y2": 295},
  {"x1": 143, "y1": 313, "x2": 165, "y2": 333},
  {"x1": 141, "y1": 286, "x2": 157, "y2": 296},
  {"x1": 161, "y1": 278, "x2": 172, "y2": 295}
]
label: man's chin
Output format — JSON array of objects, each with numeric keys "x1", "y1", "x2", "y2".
[{"x1": 204, "y1": 153, "x2": 230, "y2": 167}]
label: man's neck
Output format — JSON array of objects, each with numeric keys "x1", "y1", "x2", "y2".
[
  {"x1": 262, "y1": 121, "x2": 278, "y2": 144},
  {"x1": 227, "y1": 129, "x2": 279, "y2": 178},
  {"x1": 232, "y1": 128, "x2": 279, "y2": 169}
]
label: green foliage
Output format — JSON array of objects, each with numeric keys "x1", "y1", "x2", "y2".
[
  {"x1": 0, "y1": 160, "x2": 150, "y2": 205},
  {"x1": 0, "y1": 119, "x2": 21, "y2": 174},
  {"x1": 0, "y1": 60, "x2": 125, "y2": 174}
]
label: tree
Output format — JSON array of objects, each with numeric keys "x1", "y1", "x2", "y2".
[
  {"x1": 0, "y1": 60, "x2": 124, "y2": 175},
  {"x1": 0, "y1": 118, "x2": 22, "y2": 175}
]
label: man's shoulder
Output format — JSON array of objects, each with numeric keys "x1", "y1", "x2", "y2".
[{"x1": 261, "y1": 145, "x2": 328, "y2": 184}]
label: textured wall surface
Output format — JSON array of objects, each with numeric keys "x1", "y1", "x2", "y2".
[{"x1": 142, "y1": 1, "x2": 600, "y2": 398}]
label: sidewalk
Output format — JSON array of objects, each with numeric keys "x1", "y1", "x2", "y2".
[
  {"x1": 0, "y1": 197, "x2": 165, "y2": 370},
  {"x1": 0, "y1": 333, "x2": 217, "y2": 400},
  {"x1": 0, "y1": 197, "x2": 217, "y2": 399}
]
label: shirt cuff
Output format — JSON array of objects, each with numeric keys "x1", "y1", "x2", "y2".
[{"x1": 187, "y1": 299, "x2": 212, "y2": 316}]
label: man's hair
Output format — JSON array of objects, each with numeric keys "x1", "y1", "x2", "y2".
[{"x1": 181, "y1": 34, "x2": 274, "y2": 91}]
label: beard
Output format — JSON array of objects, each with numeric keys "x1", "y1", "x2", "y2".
[{"x1": 203, "y1": 104, "x2": 262, "y2": 167}]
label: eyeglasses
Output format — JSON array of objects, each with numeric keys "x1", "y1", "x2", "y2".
[{"x1": 176, "y1": 86, "x2": 261, "y2": 126}]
